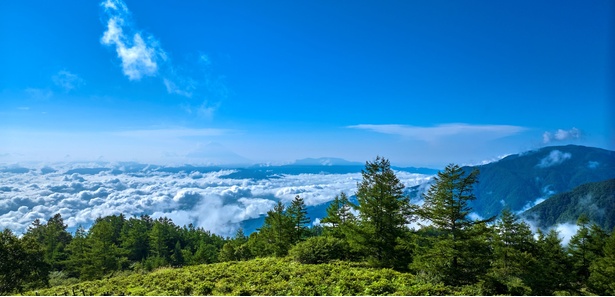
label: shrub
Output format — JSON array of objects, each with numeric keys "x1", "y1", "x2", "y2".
[{"x1": 289, "y1": 236, "x2": 349, "y2": 264}]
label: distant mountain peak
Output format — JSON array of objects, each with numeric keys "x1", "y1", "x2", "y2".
[{"x1": 290, "y1": 157, "x2": 363, "y2": 166}]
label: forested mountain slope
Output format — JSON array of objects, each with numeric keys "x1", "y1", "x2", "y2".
[
  {"x1": 523, "y1": 179, "x2": 615, "y2": 230},
  {"x1": 465, "y1": 145, "x2": 615, "y2": 218}
]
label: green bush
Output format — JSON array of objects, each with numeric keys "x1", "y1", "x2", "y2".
[{"x1": 289, "y1": 236, "x2": 349, "y2": 264}]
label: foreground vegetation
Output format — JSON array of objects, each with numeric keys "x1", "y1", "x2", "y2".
[
  {"x1": 2, "y1": 157, "x2": 615, "y2": 295},
  {"x1": 22, "y1": 257, "x2": 461, "y2": 296}
]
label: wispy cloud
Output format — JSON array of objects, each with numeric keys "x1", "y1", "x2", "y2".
[
  {"x1": 98, "y1": 0, "x2": 228, "y2": 119},
  {"x1": 52, "y1": 70, "x2": 84, "y2": 92},
  {"x1": 25, "y1": 88, "x2": 53, "y2": 100},
  {"x1": 543, "y1": 127, "x2": 582, "y2": 144},
  {"x1": 112, "y1": 128, "x2": 230, "y2": 139},
  {"x1": 537, "y1": 150, "x2": 571, "y2": 168},
  {"x1": 348, "y1": 123, "x2": 526, "y2": 142},
  {"x1": 100, "y1": 0, "x2": 165, "y2": 80},
  {"x1": 163, "y1": 78, "x2": 195, "y2": 98}
]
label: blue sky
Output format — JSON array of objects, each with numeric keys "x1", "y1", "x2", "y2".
[{"x1": 1, "y1": 0, "x2": 613, "y2": 167}]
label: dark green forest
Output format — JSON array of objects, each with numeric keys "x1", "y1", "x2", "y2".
[
  {"x1": 2, "y1": 157, "x2": 615, "y2": 295},
  {"x1": 523, "y1": 178, "x2": 615, "y2": 231}
]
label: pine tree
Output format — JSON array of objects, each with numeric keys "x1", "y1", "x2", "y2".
[
  {"x1": 170, "y1": 240, "x2": 184, "y2": 267},
  {"x1": 588, "y1": 229, "x2": 615, "y2": 295},
  {"x1": 64, "y1": 225, "x2": 89, "y2": 278},
  {"x1": 287, "y1": 195, "x2": 310, "y2": 244},
  {"x1": 531, "y1": 229, "x2": 574, "y2": 295},
  {"x1": 23, "y1": 214, "x2": 72, "y2": 271},
  {"x1": 482, "y1": 208, "x2": 537, "y2": 294},
  {"x1": 350, "y1": 156, "x2": 413, "y2": 268},
  {"x1": 322, "y1": 192, "x2": 355, "y2": 239},
  {"x1": 568, "y1": 214, "x2": 601, "y2": 287},
  {"x1": 258, "y1": 201, "x2": 294, "y2": 256},
  {"x1": 413, "y1": 164, "x2": 492, "y2": 286},
  {"x1": 85, "y1": 219, "x2": 124, "y2": 279},
  {"x1": 120, "y1": 216, "x2": 151, "y2": 262}
]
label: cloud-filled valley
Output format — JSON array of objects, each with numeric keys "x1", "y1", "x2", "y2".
[{"x1": 0, "y1": 163, "x2": 432, "y2": 236}]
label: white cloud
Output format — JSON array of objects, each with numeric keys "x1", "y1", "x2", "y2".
[
  {"x1": 543, "y1": 127, "x2": 582, "y2": 144},
  {"x1": 553, "y1": 223, "x2": 579, "y2": 246},
  {"x1": 537, "y1": 150, "x2": 572, "y2": 168},
  {"x1": 100, "y1": 1, "x2": 164, "y2": 80},
  {"x1": 98, "y1": 0, "x2": 227, "y2": 120},
  {"x1": 348, "y1": 123, "x2": 526, "y2": 142},
  {"x1": 52, "y1": 70, "x2": 84, "y2": 92}
]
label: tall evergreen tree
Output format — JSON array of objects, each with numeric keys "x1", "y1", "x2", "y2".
[
  {"x1": 84, "y1": 219, "x2": 125, "y2": 279},
  {"x1": 531, "y1": 229, "x2": 574, "y2": 295},
  {"x1": 64, "y1": 225, "x2": 90, "y2": 278},
  {"x1": 23, "y1": 214, "x2": 72, "y2": 271},
  {"x1": 258, "y1": 201, "x2": 295, "y2": 256},
  {"x1": 170, "y1": 240, "x2": 185, "y2": 267},
  {"x1": 287, "y1": 195, "x2": 310, "y2": 244},
  {"x1": 120, "y1": 216, "x2": 152, "y2": 262},
  {"x1": 588, "y1": 229, "x2": 615, "y2": 295},
  {"x1": 350, "y1": 156, "x2": 413, "y2": 268},
  {"x1": 568, "y1": 214, "x2": 601, "y2": 287},
  {"x1": 413, "y1": 164, "x2": 492, "y2": 286},
  {"x1": 482, "y1": 208, "x2": 537, "y2": 295},
  {"x1": 322, "y1": 192, "x2": 355, "y2": 239}
]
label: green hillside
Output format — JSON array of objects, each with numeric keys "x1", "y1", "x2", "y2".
[
  {"x1": 466, "y1": 145, "x2": 615, "y2": 218},
  {"x1": 22, "y1": 258, "x2": 455, "y2": 296},
  {"x1": 523, "y1": 179, "x2": 615, "y2": 230}
]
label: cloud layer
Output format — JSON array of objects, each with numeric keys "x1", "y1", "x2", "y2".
[
  {"x1": 348, "y1": 123, "x2": 526, "y2": 142},
  {"x1": 0, "y1": 163, "x2": 431, "y2": 236}
]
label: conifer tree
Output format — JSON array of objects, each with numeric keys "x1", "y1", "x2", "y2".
[
  {"x1": 259, "y1": 201, "x2": 294, "y2": 256},
  {"x1": 482, "y1": 208, "x2": 537, "y2": 294},
  {"x1": 588, "y1": 229, "x2": 615, "y2": 295},
  {"x1": 170, "y1": 240, "x2": 184, "y2": 267},
  {"x1": 86, "y1": 219, "x2": 125, "y2": 279},
  {"x1": 531, "y1": 229, "x2": 574, "y2": 295},
  {"x1": 120, "y1": 216, "x2": 151, "y2": 262},
  {"x1": 413, "y1": 164, "x2": 492, "y2": 285},
  {"x1": 64, "y1": 225, "x2": 89, "y2": 278},
  {"x1": 568, "y1": 214, "x2": 599, "y2": 286},
  {"x1": 23, "y1": 214, "x2": 72, "y2": 271},
  {"x1": 322, "y1": 192, "x2": 355, "y2": 239},
  {"x1": 350, "y1": 156, "x2": 413, "y2": 268},
  {"x1": 287, "y1": 195, "x2": 310, "y2": 244}
]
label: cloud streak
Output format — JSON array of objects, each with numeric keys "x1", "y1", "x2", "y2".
[
  {"x1": 100, "y1": 0, "x2": 165, "y2": 80},
  {"x1": 537, "y1": 150, "x2": 571, "y2": 168},
  {"x1": 52, "y1": 70, "x2": 84, "y2": 92},
  {"x1": 98, "y1": 0, "x2": 227, "y2": 119},
  {"x1": 348, "y1": 123, "x2": 526, "y2": 142}
]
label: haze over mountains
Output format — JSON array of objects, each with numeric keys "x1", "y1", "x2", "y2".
[{"x1": 1, "y1": 145, "x2": 613, "y2": 237}]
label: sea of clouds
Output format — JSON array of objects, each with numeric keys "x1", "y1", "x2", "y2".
[{"x1": 0, "y1": 163, "x2": 432, "y2": 236}]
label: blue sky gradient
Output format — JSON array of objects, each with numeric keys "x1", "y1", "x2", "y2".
[{"x1": 1, "y1": 0, "x2": 613, "y2": 167}]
